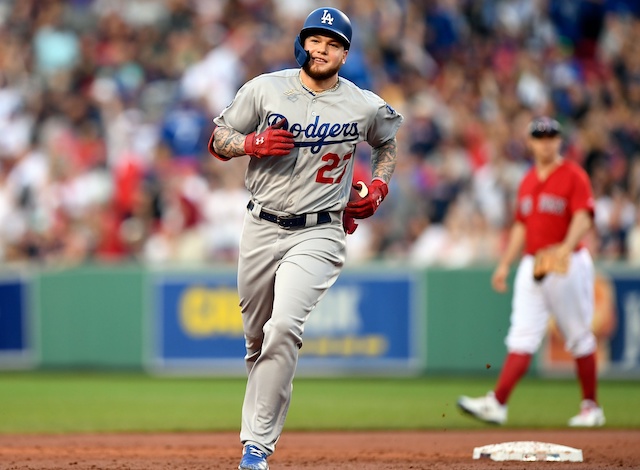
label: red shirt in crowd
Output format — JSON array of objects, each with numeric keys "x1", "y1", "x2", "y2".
[{"x1": 515, "y1": 159, "x2": 595, "y2": 255}]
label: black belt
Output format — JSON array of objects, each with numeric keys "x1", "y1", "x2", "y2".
[{"x1": 247, "y1": 201, "x2": 331, "y2": 229}]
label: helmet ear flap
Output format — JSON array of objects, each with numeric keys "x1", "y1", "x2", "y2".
[{"x1": 294, "y1": 34, "x2": 310, "y2": 67}]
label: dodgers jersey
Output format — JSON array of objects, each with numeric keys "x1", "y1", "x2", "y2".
[
  {"x1": 515, "y1": 159, "x2": 594, "y2": 255},
  {"x1": 213, "y1": 69, "x2": 403, "y2": 214}
]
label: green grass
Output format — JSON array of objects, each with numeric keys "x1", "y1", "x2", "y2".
[{"x1": 0, "y1": 373, "x2": 638, "y2": 434}]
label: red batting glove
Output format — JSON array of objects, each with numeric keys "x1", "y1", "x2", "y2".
[
  {"x1": 345, "y1": 179, "x2": 388, "y2": 219},
  {"x1": 342, "y1": 212, "x2": 358, "y2": 234},
  {"x1": 244, "y1": 119, "x2": 295, "y2": 158}
]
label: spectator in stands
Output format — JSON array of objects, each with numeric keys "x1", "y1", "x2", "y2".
[{"x1": 0, "y1": 0, "x2": 637, "y2": 267}]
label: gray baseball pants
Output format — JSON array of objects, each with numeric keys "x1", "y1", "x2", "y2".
[{"x1": 238, "y1": 202, "x2": 345, "y2": 454}]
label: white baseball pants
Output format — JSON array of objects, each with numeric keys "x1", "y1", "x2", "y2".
[{"x1": 506, "y1": 248, "x2": 596, "y2": 358}]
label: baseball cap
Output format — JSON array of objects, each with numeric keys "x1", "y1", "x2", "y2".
[{"x1": 528, "y1": 116, "x2": 562, "y2": 138}]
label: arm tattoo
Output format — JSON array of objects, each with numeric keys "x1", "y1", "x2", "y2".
[
  {"x1": 213, "y1": 126, "x2": 247, "y2": 158},
  {"x1": 371, "y1": 137, "x2": 398, "y2": 183}
]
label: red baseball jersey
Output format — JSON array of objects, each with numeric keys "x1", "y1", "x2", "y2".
[{"x1": 515, "y1": 159, "x2": 594, "y2": 255}]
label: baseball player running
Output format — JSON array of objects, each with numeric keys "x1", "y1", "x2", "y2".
[
  {"x1": 208, "y1": 7, "x2": 403, "y2": 469},
  {"x1": 457, "y1": 117, "x2": 605, "y2": 427}
]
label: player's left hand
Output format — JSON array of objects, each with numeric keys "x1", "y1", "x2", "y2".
[
  {"x1": 345, "y1": 179, "x2": 388, "y2": 219},
  {"x1": 533, "y1": 244, "x2": 571, "y2": 281}
]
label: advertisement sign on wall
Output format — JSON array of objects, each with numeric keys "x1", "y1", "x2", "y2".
[
  {"x1": 609, "y1": 275, "x2": 640, "y2": 371},
  {"x1": 150, "y1": 270, "x2": 422, "y2": 375},
  {"x1": 0, "y1": 276, "x2": 31, "y2": 367}
]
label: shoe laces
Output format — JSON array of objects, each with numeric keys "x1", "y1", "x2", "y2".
[{"x1": 246, "y1": 445, "x2": 266, "y2": 459}]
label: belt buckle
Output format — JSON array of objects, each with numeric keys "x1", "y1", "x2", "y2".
[{"x1": 276, "y1": 214, "x2": 302, "y2": 229}]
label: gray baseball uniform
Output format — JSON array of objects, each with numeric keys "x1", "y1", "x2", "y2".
[{"x1": 213, "y1": 68, "x2": 403, "y2": 454}]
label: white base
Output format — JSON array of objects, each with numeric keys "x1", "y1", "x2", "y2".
[{"x1": 473, "y1": 441, "x2": 583, "y2": 462}]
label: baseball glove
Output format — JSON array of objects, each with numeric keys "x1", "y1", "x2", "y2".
[{"x1": 533, "y1": 246, "x2": 570, "y2": 281}]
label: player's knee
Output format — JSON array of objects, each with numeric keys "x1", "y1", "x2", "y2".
[
  {"x1": 245, "y1": 335, "x2": 263, "y2": 356},
  {"x1": 264, "y1": 316, "x2": 303, "y2": 344},
  {"x1": 566, "y1": 332, "x2": 596, "y2": 358},
  {"x1": 505, "y1": 333, "x2": 542, "y2": 355}
]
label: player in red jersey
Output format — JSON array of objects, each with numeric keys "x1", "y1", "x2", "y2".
[{"x1": 457, "y1": 117, "x2": 605, "y2": 427}]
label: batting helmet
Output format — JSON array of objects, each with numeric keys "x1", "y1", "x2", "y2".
[{"x1": 294, "y1": 7, "x2": 352, "y2": 67}]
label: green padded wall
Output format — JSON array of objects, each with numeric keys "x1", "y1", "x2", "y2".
[
  {"x1": 36, "y1": 266, "x2": 145, "y2": 368},
  {"x1": 423, "y1": 267, "x2": 514, "y2": 373}
]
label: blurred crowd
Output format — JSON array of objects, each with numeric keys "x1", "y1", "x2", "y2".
[{"x1": 0, "y1": 0, "x2": 639, "y2": 268}]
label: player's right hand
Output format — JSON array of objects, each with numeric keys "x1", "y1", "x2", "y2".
[
  {"x1": 342, "y1": 212, "x2": 358, "y2": 234},
  {"x1": 491, "y1": 264, "x2": 509, "y2": 293},
  {"x1": 244, "y1": 119, "x2": 295, "y2": 158}
]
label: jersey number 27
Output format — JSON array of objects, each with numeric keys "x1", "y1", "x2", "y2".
[{"x1": 316, "y1": 152, "x2": 352, "y2": 184}]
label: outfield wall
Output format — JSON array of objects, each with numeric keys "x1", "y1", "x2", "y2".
[{"x1": 0, "y1": 264, "x2": 638, "y2": 376}]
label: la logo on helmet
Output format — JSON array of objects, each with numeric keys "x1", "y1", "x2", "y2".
[{"x1": 321, "y1": 10, "x2": 334, "y2": 25}]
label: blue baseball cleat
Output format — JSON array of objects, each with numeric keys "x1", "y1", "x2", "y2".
[{"x1": 238, "y1": 444, "x2": 269, "y2": 470}]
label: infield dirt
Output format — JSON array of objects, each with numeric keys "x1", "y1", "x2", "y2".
[{"x1": 1, "y1": 429, "x2": 638, "y2": 469}]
